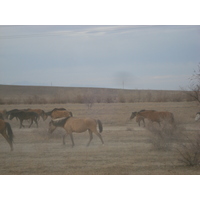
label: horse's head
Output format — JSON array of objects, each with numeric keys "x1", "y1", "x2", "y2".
[
  {"x1": 41, "y1": 111, "x2": 48, "y2": 121},
  {"x1": 48, "y1": 120, "x2": 56, "y2": 133},
  {"x1": 130, "y1": 112, "x2": 137, "y2": 120},
  {"x1": 9, "y1": 113, "x2": 15, "y2": 120},
  {"x1": 195, "y1": 112, "x2": 200, "y2": 121}
]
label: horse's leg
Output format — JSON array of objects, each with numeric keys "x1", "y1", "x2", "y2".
[
  {"x1": 36, "y1": 119, "x2": 38, "y2": 128},
  {"x1": 1, "y1": 130, "x2": 13, "y2": 151},
  {"x1": 94, "y1": 130, "x2": 104, "y2": 145},
  {"x1": 62, "y1": 135, "x2": 66, "y2": 145},
  {"x1": 69, "y1": 133, "x2": 75, "y2": 147},
  {"x1": 87, "y1": 130, "x2": 93, "y2": 146},
  {"x1": 20, "y1": 119, "x2": 24, "y2": 128},
  {"x1": 29, "y1": 118, "x2": 33, "y2": 128},
  {"x1": 34, "y1": 117, "x2": 38, "y2": 128},
  {"x1": 142, "y1": 119, "x2": 145, "y2": 127}
]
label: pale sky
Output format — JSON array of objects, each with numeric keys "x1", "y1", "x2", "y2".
[{"x1": 0, "y1": 25, "x2": 199, "y2": 90}]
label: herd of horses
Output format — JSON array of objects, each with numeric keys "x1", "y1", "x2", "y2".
[
  {"x1": 0, "y1": 108, "x2": 103, "y2": 151},
  {"x1": 0, "y1": 107, "x2": 199, "y2": 152}
]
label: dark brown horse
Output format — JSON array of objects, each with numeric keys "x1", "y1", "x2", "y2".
[
  {"x1": 0, "y1": 119, "x2": 14, "y2": 151},
  {"x1": 27, "y1": 109, "x2": 47, "y2": 121},
  {"x1": 6, "y1": 109, "x2": 22, "y2": 119},
  {"x1": 48, "y1": 117, "x2": 104, "y2": 147},
  {"x1": 9, "y1": 111, "x2": 39, "y2": 128}
]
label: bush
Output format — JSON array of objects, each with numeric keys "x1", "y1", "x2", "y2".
[
  {"x1": 118, "y1": 94, "x2": 126, "y2": 103},
  {"x1": 0, "y1": 98, "x2": 5, "y2": 105},
  {"x1": 147, "y1": 121, "x2": 177, "y2": 151},
  {"x1": 177, "y1": 134, "x2": 200, "y2": 166}
]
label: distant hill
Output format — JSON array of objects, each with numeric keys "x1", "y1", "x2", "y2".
[{"x1": 0, "y1": 84, "x2": 191, "y2": 104}]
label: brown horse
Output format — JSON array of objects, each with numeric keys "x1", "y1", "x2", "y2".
[
  {"x1": 135, "y1": 115, "x2": 145, "y2": 127},
  {"x1": 130, "y1": 110, "x2": 175, "y2": 127},
  {"x1": 27, "y1": 109, "x2": 47, "y2": 121},
  {"x1": 130, "y1": 110, "x2": 146, "y2": 127},
  {"x1": 9, "y1": 111, "x2": 39, "y2": 128},
  {"x1": 48, "y1": 117, "x2": 104, "y2": 147},
  {"x1": 0, "y1": 110, "x2": 7, "y2": 120},
  {"x1": 51, "y1": 110, "x2": 73, "y2": 119},
  {"x1": 0, "y1": 119, "x2": 14, "y2": 151},
  {"x1": 0, "y1": 113, "x2": 4, "y2": 120},
  {"x1": 45, "y1": 108, "x2": 73, "y2": 119}
]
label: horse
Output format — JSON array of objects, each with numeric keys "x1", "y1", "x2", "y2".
[
  {"x1": 48, "y1": 117, "x2": 104, "y2": 147},
  {"x1": 130, "y1": 110, "x2": 145, "y2": 127},
  {"x1": 0, "y1": 110, "x2": 7, "y2": 119},
  {"x1": 27, "y1": 109, "x2": 47, "y2": 121},
  {"x1": 130, "y1": 110, "x2": 175, "y2": 127},
  {"x1": 9, "y1": 111, "x2": 39, "y2": 128},
  {"x1": 0, "y1": 119, "x2": 14, "y2": 151},
  {"x1": 45, "y1": 108, "x2": 73, "y2": 119},
  {"x1": 6, "y1": 109, "x2": 21, "y2": 119},
  {"x1": 0, "y1": 113, "x2": 4, "y2": 120},
  {"x1": 195, "y1": 112, "x2": 200, "y2": 121},
  {"x1": 50, "y1": 110, "x2": 73, "y2": 119}
]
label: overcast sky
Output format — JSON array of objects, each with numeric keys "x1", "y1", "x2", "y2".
[{"x1": 0, "y1": 25, "x2": 199, "y2": 90}]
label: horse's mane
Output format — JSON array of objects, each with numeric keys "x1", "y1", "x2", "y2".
[
  {"x1": 51, "y1": 117, "x2": 70, "y2": 127},
  {"x1": 138, "y1": 109, "x2": 156, "y2": 113},
  {"x1": 46, "y1": 108, "x2": 66, "y2": 115}
]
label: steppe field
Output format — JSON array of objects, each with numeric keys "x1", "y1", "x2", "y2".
[{"x1": 0, "y1": 85, "x2": 200, "y2": 175}]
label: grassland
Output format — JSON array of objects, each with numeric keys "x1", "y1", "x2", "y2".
[{"x1": 0, "y1": 85, "x2": 200, "y2": 174}]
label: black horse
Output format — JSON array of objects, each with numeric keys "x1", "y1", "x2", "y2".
[{"x1": 9, "y1": 110, "x2": 39, "y2": 128}]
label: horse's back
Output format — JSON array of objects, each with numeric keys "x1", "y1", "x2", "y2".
[
  {"x1": 51, "y1": 110, "x2": 72, "y2": 119},
  {"x1": 64, "y1": 117, "x2": 97, "y2": 132}
]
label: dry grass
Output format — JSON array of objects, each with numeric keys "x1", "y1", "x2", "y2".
[
  {"x1": 0, "y1": 85, "x2": 194, "y2": 104},
  {"x1": 0, "y1": 101, "x2": 200, "y2": 174}
]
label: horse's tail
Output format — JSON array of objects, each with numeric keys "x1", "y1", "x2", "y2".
[
  {"x1": 69, "y1": 112, "x2": 73, "y2": 117},
  {"x1": 97, "y1": 120, "x2": 103, "y2": 133},
  {"x1": 5, "y1": 122, "x2": 14, "y2": 143},
  {"x1": 171, "y1": 113, "x2": 176, "y2": 129}
]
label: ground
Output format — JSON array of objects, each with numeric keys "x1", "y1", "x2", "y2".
[{"x1": 0, "y1": 102, "x2": 200, "y2": 175}]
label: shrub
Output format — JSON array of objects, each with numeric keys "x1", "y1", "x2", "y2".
[
  {"x1": 0, "y1": 98, "x2": 5, "y2": 105},
  {"x1": 177, "y1": 134, "x2": 200, "y2": 166},
  {"x1": 118, "y1": 94, "x2": 126, "y2": 103},
  {"x1": 147, "y1": 121, "x2": 177, "y2": 151},
  {"x1": 105, "y1": 96, "x2": 114, "y2": 103}
]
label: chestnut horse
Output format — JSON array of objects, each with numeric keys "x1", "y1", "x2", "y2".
[
  {"x1": 0, "y1": 119, "x2": 14, "y2": 151},
  {"x1": 48, "y1": 117, "x2": 104, "y2": 147},
  {"x1": 45, "y1": 108, "x2": 73, "y2": 119},
  {"x1": 130, "y1": 110, "x2": 146, "y2": 127},
  {"x1": 130, "y1": 110, "x2": 175, "y2": 127}
]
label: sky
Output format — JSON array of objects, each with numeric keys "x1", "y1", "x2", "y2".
[{"x1": 0, "y1": 25, "x2": 199, "y2": 90}]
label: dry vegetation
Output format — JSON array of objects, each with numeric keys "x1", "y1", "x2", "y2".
[
  {"x1": 0, "y1": 85, "x2": 200, "y2": 174},
  {"x1": 0, "y1": 85, "x2": 194, "y2": 104}
]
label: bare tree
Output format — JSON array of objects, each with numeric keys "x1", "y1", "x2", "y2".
[{"x1": 181, "y1": 63, "x2": 200, "y2": 103}]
